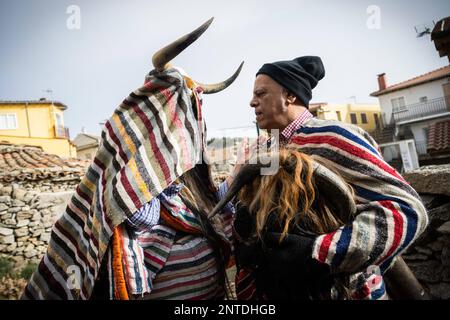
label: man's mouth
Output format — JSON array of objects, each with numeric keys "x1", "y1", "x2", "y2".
[{"x1": 255, "y1": 111, "x2": 263, "y2": 120}]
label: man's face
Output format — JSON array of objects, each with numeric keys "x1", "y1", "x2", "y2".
[{"x1": 250, "y1": 74, "x2": 290, "y2": 130}]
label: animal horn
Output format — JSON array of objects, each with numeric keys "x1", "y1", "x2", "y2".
[
  {"x1": 196, "y1": 61, "x2": 244, "y2": 94},
  {"x1": 152, "y1": 17, "x2": 214, "y2": 71}
]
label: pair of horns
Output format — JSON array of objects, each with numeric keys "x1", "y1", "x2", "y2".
[
  {"x1": 208, "y1": 155, "x2": 356, "y2": 222},
  {"x1": 152, "y1": 17, "x2": 244, "y2": 94}
]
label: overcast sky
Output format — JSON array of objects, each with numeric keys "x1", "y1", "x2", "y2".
[{"x1": 1, "y1": 0, "x2": 449, "y2": 138}]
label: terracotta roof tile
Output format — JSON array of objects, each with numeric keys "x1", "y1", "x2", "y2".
[
  {"x1": 371, "y1": 65, "x2": 450, "y2": 97},
  {"x1": 427, "y1": 119, "x2": 450, "y2": 156},
  {"x1": 0, "y1": 141, "x2": 89, "y2": 182}
]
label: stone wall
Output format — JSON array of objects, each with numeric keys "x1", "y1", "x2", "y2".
[
  {"x1": 5, "y1": 177, "x2": 80, "y2": 193},
  {"x1": 402, "y1": 165, "x2": 450, "y2": 300},
  {"x1": 401, "y1": 198, "x2": 450, "y2": 299},
  {"x1": 1, "y1": 160, "x2": 449, "y2": 300},
  {"x1": 0, "y1": 183, "x2": 74, "y2": 267}
]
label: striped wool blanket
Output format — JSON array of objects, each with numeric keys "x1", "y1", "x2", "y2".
[
  {"x1": 107, "y1": 186, "x2": 234, "y2": 299},
  {"x1": 236, "y1": 118, "x2": 428, "y2": 300},
  {"x1": 22, "y1": 68, "x2": 205, "y2": 299}
]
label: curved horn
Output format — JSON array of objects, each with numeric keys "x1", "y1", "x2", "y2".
[
  {"x1": 152, "y1": 17, "x2": 214, "y2": 71},
  {"x1": 196, "y1": 61, "x2": 244, "y2": 94}
]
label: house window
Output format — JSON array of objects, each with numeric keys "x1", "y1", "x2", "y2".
[
  {"x1": 374, "y1": 113, "x2": 381, "y2": 129},
  {"x1": 0, "y1": 113, "x2": 18, "y2": 130},
  {"x1": 419, "y1": 96, "x2": 428, "y2": 103},
  {"x1": 391, "y1": 97, "x2": 406, "y2": 111},
  {"x1": 350, "y1": 113, "x2": 357, "y2": 124},
  {"x1": 361, "y1": 113, "x2": 368, "y2": 124},
  {"x1": 423, "y1": 127, "x2": 429, "y2": 142},
  {"x1": 336, "y1": 111, "x2": 342, "y2": 121},
  {"x1": 55, "y1": 113, "x2": 65, "y2": 137}
]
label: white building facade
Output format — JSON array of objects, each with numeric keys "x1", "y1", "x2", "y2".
[{"x1": 370, "y1": 66, "x2": 450, "y2": 170}]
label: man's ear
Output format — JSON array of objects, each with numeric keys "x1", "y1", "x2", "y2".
[{"x1": 286, "y1": 92, "x2": 297, "y2": 105}]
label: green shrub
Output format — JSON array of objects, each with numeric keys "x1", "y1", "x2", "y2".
[
  {"x1": 19, "y1": 262, "x2": 38, "y2": 280},
  {"x1": 0, "y1": 257, "x2": 14, "y2": 279}
]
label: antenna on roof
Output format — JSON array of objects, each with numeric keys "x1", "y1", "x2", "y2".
[
  {"x1": 42, "y1": 89, "x2": 53, "y2": 101},
  {"x1": 414, "y1": 21, "x2": 434, "y2": 38},
  {"x1": 347, "y1": 95, "x2": 357, "y2": 104}
]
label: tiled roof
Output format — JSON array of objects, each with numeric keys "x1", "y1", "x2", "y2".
[
  {"x1": 0, "y1": 141, "x2": 89, "y2": 182},
  {"x1": 0, "y1": 100, "x2": 67, "y2": 110},
  {"x1": 427, "y1": 119, "x2": 450, "y2": 156},
  {"x1": 370, "y1": 66, "x2": 450, "y2": 97}
]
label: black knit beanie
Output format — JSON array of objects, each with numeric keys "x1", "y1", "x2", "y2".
[{"x1": 256, "y1": 56, "x2": 325, "y2": 107}]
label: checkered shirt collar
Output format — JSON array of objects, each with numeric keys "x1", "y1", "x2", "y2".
[{"x1": 280, "y1": 109, "x2": 314, "y2": 142}]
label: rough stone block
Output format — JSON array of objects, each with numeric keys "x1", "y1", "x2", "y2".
[
  {"x1": 437, "y1": 221, "x2": 450, "y2": 235},
  {"x1": 14, "y1": 227, "x2": 28, "y2": 237},
  {"x1": 407, "y1": 260, "x2": 442, "y2": 283},
  {"x1": 40, "y1": 233, "x2": 51, "y2": 243},
  {"x1": 16, "y1": 219, "x2": 30, "y2": 228},
  {"x1": 11, "y1": 199, "x2": 25, "y2": 207},
  {"x1": 24, "y1": 249, "x2": 37, "y2": 258},
  {"x1": 429, "y1": 282, "x2": 450, "y2": 300},
  {"x1": 404, "y1": 165, "x2": 450, "y2": 196},
  {"x1": 0, "y1": 196, "x2": 11, "y2": 203},
  {"x1": 0, "y1": 227, "x2": 13, "y2": 236},
  {"x1": 1, "y1": 234, "x2": 15, "y2": 244}
]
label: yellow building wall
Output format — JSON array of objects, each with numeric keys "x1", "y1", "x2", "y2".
[
  {"x1": 316, "y1": 103, "x2": 381, "y2": 133},
  {"x1": 1, "y1": 136, "x2": 77, "y2": 158},
  {"x1": 0, "y1": 103, "x2": 55, "y2": 138},
  {"x1": 0, "y1": 103, "x2": 76, "y2": 158}
]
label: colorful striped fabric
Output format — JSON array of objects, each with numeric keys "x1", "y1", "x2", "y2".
[
  {"x1": 235, "y1": 117, "x2": 427, "y2": 300},
  {"x1": 109, "y1": 188, "x2": 234, "y2": 299},
  {"x1": 291, "y1": 117, "x2": 428, "y2": 299},
  {"x1": 141, "y1": 233, "x2": 226, "y2": 300},
  {"x1": 22, "y1": 68, "x2": 205, "y2": 299}
]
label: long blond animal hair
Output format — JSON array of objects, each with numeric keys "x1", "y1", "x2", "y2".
[{"x1": 239, "y1": 148, "x2": 354, "y2": 242}]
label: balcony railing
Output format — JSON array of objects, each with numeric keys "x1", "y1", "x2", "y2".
[
  {"x1": 393, "y1": 96, "x2": 450, "y2": 123},
  {"x1": 55, "y1": 126, "x2": 70, "y2": 139},
  {"x1": 414, "y1": 140, "x2": 428, "y2": 155}
]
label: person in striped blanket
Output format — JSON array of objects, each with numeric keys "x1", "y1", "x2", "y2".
[
  {"x1": 21, "y1": 18, "x2": 242, "y2": 300},
  {"x1": 231, "y1": 56, "x2": 428, "y2": 300}
]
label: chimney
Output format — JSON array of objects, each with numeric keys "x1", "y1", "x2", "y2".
[
  {"x1": 81, "y1": 127, "x2": 86, "y2": 134},
  {"x1": 377, "y1": 73, "x2": 387, "y2": 91}
]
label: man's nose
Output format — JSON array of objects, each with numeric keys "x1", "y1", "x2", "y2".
[{"x1": 249, "y1": 98, "x2": 258, "y2": 108}]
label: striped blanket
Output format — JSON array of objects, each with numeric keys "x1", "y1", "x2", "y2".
[
  {"x1": 108, "y1": 185, "x2": 235, "y2": 299},
  {"x1": 22, "y1": 68, "x2": 205, "y2": 299},
  {"x1": 236, "y1": 118, "x2": 428, "y2": 300}
]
